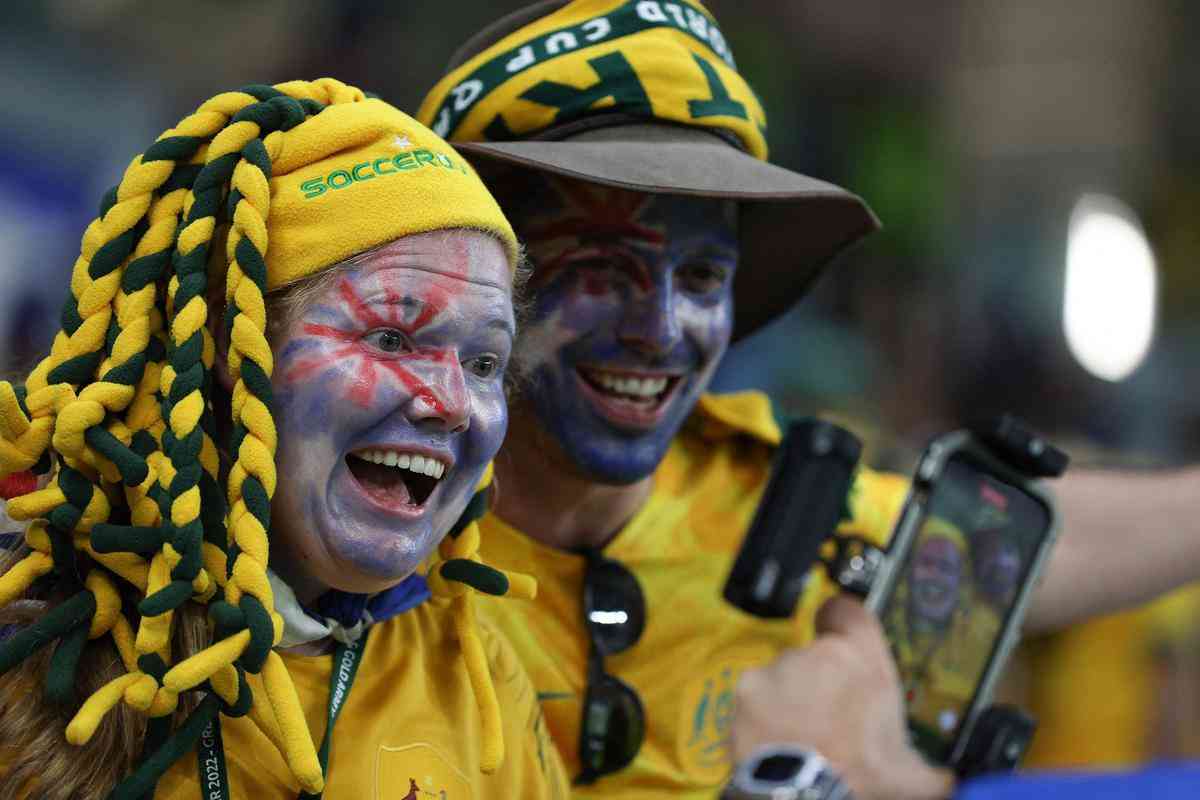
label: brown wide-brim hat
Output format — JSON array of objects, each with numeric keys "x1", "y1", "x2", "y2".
[{"x1": 419, "y1": 0, "x2": 879, "y2": 340}]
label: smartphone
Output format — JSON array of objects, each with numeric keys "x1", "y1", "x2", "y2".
[{"x1": 865, "y1": 430, "x2": 1060, "y2": 766}]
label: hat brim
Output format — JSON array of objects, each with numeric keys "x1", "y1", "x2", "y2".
[{"x1": 457, "y1": 123, "x2": 879, "y2": 339}]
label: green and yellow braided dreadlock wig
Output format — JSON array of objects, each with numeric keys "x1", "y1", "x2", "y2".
[{"x1": 0, "y1": 77, "x2": 532, "y2": 797}]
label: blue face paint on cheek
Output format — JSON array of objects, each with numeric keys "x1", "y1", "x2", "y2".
[
  {"x1": 506, "y1": 176, "x2": 737, "y2": 485},
  {"x1": 266, "y1": 232, "x2": 515, "y2": 595}
]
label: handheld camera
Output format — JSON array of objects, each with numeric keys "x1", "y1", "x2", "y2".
[
  {"x1": 724, "y1": 415, "x2": 1068, "y2": 777},
  {"x1": 723, "y1": 419, "x2": 862, "y2": 618}
]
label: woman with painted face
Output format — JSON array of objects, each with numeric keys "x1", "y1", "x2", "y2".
[
  {"x1": 907, "y1": 524, "x2": 968, "y2": 631},
  {"x1": 883, "y1": 521, "x2": 980, "y2": 748},
  {"x1": 0, "y1": 79, "x2": 567, "y2": 799}
]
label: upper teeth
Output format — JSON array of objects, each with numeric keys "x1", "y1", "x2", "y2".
[
  {"x1": 355, "y1": 449, "x2": 446, "y2": 479},
  {"x1": 593, "y1": 373, "x2": 669, "y2": 397}
]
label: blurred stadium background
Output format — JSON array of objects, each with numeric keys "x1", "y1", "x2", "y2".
[{"x1": 2, "y1": 0, "x2": 1198, "y2": 768}]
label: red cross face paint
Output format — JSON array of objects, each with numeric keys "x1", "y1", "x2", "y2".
[
  {"x1": 269, "y1": 230, "x2": 513, "y2": 599},
  {"x1": 497, "y1": 173, "x2": 737, "y2": 485}
]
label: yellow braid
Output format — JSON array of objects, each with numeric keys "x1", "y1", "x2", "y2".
[
  {"x1": 0, "y1": 82, "x2": 340, "y2": 796},
  {"x1": 0, "y1": 77, "x2": 528, "y2": 795},
  {"x1": 426, "y1": 464, "x2": 538, "y2": 773}
]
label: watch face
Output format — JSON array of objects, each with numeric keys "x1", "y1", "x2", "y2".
[
  {"x1": 730, "y1": 747, "x2": 843, "y2": 800},
  {"x1": 752, "y1": 753, "x2": 807, "y2": 782}
]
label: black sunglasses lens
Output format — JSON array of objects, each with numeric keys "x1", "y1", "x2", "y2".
[
  {"x1": 578, "y1": 555, "x2": 648, "y2": 782},
  {"x1": 584, "y1": 559, "x2": 646, "y2": 655},
  {"x1": 579, "y1": 675, "x2": 645, "y2": 780}
]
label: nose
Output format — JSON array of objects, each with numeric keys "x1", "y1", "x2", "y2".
[
  {"x1": 616, "y1": 281, "x2": 682, "y2": 357},
  {"x1": 403, "y1": 357, "x2": 470, "y2": 434}
]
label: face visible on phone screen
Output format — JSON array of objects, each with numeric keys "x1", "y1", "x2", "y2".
[{"x1": 882, "y1": 452, "x2": 1051, "y2": 761}]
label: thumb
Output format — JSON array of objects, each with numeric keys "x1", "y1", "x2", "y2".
[{"x1": 815, "y1": 594, "x2": 890, "y2": 658}]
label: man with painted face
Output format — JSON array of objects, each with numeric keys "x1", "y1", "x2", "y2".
[
  {"x1": 417, "y1": 3, "x2": 945, "y2": 798},
  {"x1": 971, "y1": 530, "x2": 1023, "y2": 614},
  {"x1": 421, "y1": 1, "x2": 1200, "y2": 797}
]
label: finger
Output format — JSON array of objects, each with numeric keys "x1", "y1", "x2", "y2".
[
  {"x1": 814, "y1": 594, "x2": 889, "y2": 658},
  {"x1": 813, "y1": 593, "x2": 870, "y2": 636}
]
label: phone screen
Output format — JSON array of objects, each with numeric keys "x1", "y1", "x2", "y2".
[{"x1": 880, "y1": 452, "x2": 1051, "y2": 761}]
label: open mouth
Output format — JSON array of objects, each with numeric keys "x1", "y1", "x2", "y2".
[
  {"x1": 345, "y1": 448, "x2": 449, "y2": 512},
  {"x1": 575, "y1": 366, "x2": 683, "y2": 429}
]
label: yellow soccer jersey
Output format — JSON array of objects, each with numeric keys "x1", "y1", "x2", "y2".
[
  {"x1": 154, "y1": 599, "x2": 569, "y2": 800},
  {"x1": 474, "y1": 391, "x2": 908, "y2": 799}
]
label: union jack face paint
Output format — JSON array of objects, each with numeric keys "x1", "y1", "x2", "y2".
[
  {"x1": 268, "y1": 230, "x2": 514, "y2": 600},
  {"x1": 499, "y1": 173, "x2": 737, "y2": 484}
]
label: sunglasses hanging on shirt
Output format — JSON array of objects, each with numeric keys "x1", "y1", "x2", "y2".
[{"x1": 577, "y1": 549, "x2": 647, "y2": 784}]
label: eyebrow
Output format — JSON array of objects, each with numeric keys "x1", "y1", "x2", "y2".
[
  {"x1": 362, "y1": 292, "x2": 420, "y2": 307},
  {"x1": 358, "y1": 287, "x2": 513, "y2": 331},
  {"x1": 484, "y1": 316, "x2": 515, "y2": 338},
  {"x1": 683, "y1": 243, "x2": 739, "y2": 262}
]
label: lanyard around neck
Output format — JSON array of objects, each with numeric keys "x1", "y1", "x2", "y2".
[{"x1": 196, "y1": 630, "x2": 370, "y2": 800}]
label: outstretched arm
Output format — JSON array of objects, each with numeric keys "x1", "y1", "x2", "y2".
[{"x1": 1027, "y1": 465, "x2": 1200, "y2": 633}]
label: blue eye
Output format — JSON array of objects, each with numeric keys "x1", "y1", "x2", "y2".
[{"x1": 364, "y1": 329, "x2": 407, "y2": 353}]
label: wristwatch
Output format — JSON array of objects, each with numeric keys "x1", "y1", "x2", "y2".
[{"x1": 722, "y1": 745, "x2": 854, "y2": 800}]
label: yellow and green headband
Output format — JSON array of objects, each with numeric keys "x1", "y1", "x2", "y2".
[{"x1": 417, "y1": 0, "x2": 769, "y2": 159}]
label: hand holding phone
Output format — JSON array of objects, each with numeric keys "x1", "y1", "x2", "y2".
[
  {"x1": 722, "y1": 414, "x2": 1066, "y2": 777},
  {"x1": 729, "y1": 595, "x2": 956, "y2": 800},
  {"x1": 866, "y1": 421, "x2": 1067, "y2": 770}
]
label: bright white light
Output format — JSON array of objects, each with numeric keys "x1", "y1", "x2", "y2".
[
  {"x1": 588, "y1": 610, "x2": 629, "y2": 626},
  {"x1": 1063, "y1": 194, "x2": 1157, "y2": 382}
]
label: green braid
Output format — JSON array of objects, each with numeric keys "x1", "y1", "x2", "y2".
[{"x1": 0, "y1": 83, "x2": 335, "y2": 799}]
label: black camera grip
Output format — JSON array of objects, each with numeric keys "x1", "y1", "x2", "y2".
[{"x1": 724, "y1": 419, "x2": 862, "y2": 619}]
